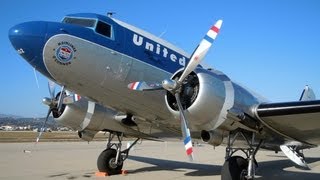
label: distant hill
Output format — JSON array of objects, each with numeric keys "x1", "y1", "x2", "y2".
[
  {"x1": 0, "y1": 113, "x2": 24, "y2": 119},
  {"x1": 0, "y1": 116, "x2": 61, "y2": 130}
]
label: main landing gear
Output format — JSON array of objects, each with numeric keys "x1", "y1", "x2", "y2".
[
  {"x1": 97, "y1": 131, "x2": 140, "y2": 175},
  {"x1": 221, "y1": 131, "x2": 263, "y2": 180}
]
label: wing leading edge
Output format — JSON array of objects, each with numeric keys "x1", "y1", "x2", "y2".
[{"x1": 254, "y1": 100, "x2": 320, "y2": 146}]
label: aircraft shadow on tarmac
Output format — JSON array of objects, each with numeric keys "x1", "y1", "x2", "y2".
[
  {"x1": 256, "y1": 156, "x2": 320, "y2": 180},
  {"x1": 47, "y1": 172, "x2": 94, "y2": 179},
  {"x1": 128, "y1": 155, "x2": 320, "y2": 179},
  {"x1": 128, "y1": 155, "x2": 221, "y2": 176}
]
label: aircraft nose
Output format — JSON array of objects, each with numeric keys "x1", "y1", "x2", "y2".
[
  {"x1": 9, "y1": 21, "x2": 47, "y2": 63},
  {"x1": 9, "y1": 21, "x2": 52, "y2": 77}
]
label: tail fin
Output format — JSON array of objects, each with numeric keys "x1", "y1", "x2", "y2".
[{"x1": 299, "y1": 85, "x2": 316, "y2": 101}]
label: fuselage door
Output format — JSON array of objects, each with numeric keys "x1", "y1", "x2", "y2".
[
  {"x1": 116, "y1": 24, "x2": 132, "y2": 82},
  {"x1": 95, "y1": 19, "x2": 132, "y2": 82}
]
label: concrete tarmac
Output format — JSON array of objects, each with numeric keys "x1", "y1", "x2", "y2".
[{"x1": 0, "y1": 141, "x2": 320, "y2": 180}]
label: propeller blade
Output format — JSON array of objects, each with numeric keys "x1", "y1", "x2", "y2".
[
  {"x1": 48, "y1": 80, "x2": 56, "y2": 99},
  {"x1": 57, "y1": 86, "x2": 65, "y2": 112},
  {"x1": 128, "y1": 81, "x2": 163, "y2": 91},
  {"x1": 178, "y1": 20, "x2": 223, "y2": 83},
  {"x1": 36, "y1": 108, "x2": 51, "y2": 144},
  {"x1": 33, "y1": 68, "x2": 40, "y2": 89},
  {"x1": 175, "y1": 93, "x2": 194, "y2": 161}
]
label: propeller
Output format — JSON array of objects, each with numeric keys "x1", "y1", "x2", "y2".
[
  {"x1": 36, "y1": 81, "x2": 58, "y2": 144},
  {"x1": 128, "y1": 20, "x2": 223, "y2": 160},
  {"x1": 36, "y1": 79, "x2": 82, "y2": 144}
]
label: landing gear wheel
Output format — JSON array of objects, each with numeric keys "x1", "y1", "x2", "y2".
[
  {"x1": 97, "y1": 149, "x2": 123, "y2": 175},
  {"x1": 221, "y1": 156, "x2": 248, "y2": 180}
]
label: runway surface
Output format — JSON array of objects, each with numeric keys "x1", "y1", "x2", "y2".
[{"x1": 0, "y1": 141, "x2": 320, "y2": 180}]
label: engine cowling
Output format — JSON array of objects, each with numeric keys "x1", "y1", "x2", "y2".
[
  {"x1": 165, "y1": 68, "x2": 228, "y2": 130},
  {"x1": 53, "y1": 93, "x2": 133, "y2": 141}
]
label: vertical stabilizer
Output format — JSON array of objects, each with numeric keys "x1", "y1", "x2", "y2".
[{"x1": 299, "y1": 85, "x2": 316, "y2": 101}]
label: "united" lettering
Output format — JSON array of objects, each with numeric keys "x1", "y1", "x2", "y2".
[{"x1": 133, "y1": 34, "x2": 186, "y2": 66}]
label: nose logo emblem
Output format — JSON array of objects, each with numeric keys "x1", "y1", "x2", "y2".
[
  {"x1": 57, "y1": 46, "x2": 73, "y2": 61},
  {"x1": 54, "y1": 41, "x2": 77, "y2": 66}
]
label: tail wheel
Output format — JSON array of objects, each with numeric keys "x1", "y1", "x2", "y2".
[
  {"x1": 221, "y1": 156, "x2": 248, "y2": 180},
  {"x1": 97, "y1": 149, "x2": 123, "y2": 175}
]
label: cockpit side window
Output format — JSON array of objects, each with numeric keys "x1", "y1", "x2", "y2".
[
  {"x1": 95, "y1": 21, "x2": 112, "y2": 38},
  {"x1": 62, "y1": 17, "x2": 96, "y2": 28}
]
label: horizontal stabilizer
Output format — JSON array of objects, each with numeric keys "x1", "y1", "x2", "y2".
[{"x1": 280, "y1": 145, "x2": 309, "y2": 169}]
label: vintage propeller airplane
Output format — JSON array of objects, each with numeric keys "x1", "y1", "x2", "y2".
[{"x1": 8, "y1": 13, "x2": 320, "y2": 179}]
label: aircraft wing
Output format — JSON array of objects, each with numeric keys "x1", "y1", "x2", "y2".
[{"x1": 253, "y1": 100, "x2": 320, "y2": 146}]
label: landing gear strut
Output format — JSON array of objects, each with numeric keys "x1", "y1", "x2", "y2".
[
  {"x1": 222, "y1": 131, "x2": 263, "y2": 180},
  {"x1": 97, "y1": 131, "x2": 140, "y2": 175}
]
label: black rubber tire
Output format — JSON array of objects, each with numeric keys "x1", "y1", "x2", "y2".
[
  {"x1": 97, "y1": 149, "x2": 123, "y2": 175},
  {"x1": 221, "y1": 156, "x2": 248, "y2": 180}
]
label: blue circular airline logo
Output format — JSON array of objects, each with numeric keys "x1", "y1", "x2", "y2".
[{"x1": 56, "y1": 45, "x2": 74, "y2": 64}]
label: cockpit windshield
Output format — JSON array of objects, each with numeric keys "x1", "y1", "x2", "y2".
[
  {"x1": 62, "y1": 16, "x2": 114, "y2": 40},
  {"x1": 62, "y1": 17, "x2": 96, "y2": 28}
]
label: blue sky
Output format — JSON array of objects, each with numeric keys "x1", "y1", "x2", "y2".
[{"x1": 1, "y1": 0, "x2": 320, "y2": 117}]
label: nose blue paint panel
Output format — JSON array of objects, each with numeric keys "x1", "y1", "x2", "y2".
[{"x1": 8, "y1": 21, "x2": 53, "y2": 79}]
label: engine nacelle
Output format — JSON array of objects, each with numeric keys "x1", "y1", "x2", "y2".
[
  {"x1": 53, "y1": 93, "x2": 133, "y2": 141},
  {"x1": 165, "y1": 68, "x2": 228, "y2": 130}
]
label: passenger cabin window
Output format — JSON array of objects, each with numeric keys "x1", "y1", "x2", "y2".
[
  {"x1": 96, "y1": 21, "x2": 112, "y2": 38},
  {"x1": 62, "y1": 17, "x2": 96, "y2": 28}
]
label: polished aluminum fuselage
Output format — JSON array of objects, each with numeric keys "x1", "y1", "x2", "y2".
[{"x1": 43, "y1": 34, "x2": 262, "y2": 137}]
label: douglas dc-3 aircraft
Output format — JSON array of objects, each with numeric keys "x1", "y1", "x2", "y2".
[{"x1": 8, "y1": 13, "x2": 320, "y2": 179}]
